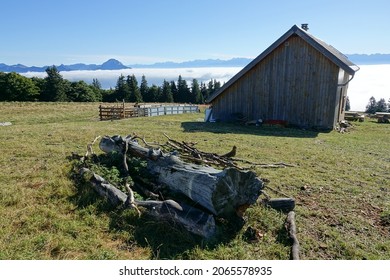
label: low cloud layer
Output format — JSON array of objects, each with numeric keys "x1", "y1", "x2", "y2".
[
  {"x1": 23, "y1": 67, "x2": 241, "y2": 89},
  {"x1": 347, "y1": 64, "x2": 390, "y2": 111},
  {"x1": 22, "y1": 65, "x2": 390, "y2": 111}
]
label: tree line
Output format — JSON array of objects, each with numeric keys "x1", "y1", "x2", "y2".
[
  {"x1": 365, "y1": 96, "x2": 390, "y2": 114},
  {"x1": 0, "y1": 66, "x2": 221, "y2": 103},
  {"x1": 3, "y1": 66, "x2": 388, "y2": 112}
]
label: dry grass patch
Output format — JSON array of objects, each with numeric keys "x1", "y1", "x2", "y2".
[{"x1": 0, "y1": 102, "x2": 389, "y2": 259}]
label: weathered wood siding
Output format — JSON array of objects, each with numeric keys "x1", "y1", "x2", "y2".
[
  {"x1": 212, "y1": 35, "x2": 342, "y2": 129},
  {"x1": 334, "y1": 69, "x2": 352, "y2": 124}
]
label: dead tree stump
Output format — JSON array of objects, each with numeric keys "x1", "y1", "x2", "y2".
[{"x1": 99, "y1": 135, "x2": 264, "y2": 221}]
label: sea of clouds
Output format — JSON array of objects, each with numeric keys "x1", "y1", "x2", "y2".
[
  {"x1": 22, "y1": 67, "x2": 241, "y2": 89},
  {"x1": 22, "y1": 65, "x2": 390, "y2": 111},
  {"x1": 346, "y1": 64, "x2": 390, "y2": 111}
]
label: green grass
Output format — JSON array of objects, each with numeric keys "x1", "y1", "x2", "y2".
[{"x1": 0, "y1": 102, "x2": 389, "y2": 260}]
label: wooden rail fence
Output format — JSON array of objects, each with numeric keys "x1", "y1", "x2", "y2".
[{"x1": 99, "y1": 103, "x2": 199, "y2": 121}]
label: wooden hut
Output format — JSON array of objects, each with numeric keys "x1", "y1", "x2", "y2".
[{"x1": 206, "y1": 24, "x2": 359, "y2": 130}]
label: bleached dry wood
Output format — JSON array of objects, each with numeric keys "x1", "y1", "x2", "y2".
[
  {"x1": 162, "y1": 133, "x2": 295, "y2": 169},
  {"x1": 147, "y1": 154, "x2": 264, "y2": 219},
  {"x1": 85, "y1": 135, "x2": 101, "y2": 157},
  {"x1": 124, "y1": 183, "x2": 141, "y2": 217},
  {"x1": 79, "y1": 167, "x2": 216, "y2": 238},
  {"x1": 99, "y1": 135, "x2": 264, "y2": 220},
  {"x1": 99, "y1": 135, "x2": 163, "y2": 160},
  {"x1": 80, "y1": 167, "x2": 127, "y2": 206},
  {"x1": 163, "y1": 133, "x2": 239, "y2": 168},
  {"x1": 264, "y1": 197, "x2": 295, "y2": 213}
]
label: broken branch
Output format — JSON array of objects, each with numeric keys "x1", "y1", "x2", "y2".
[
  {"x1": 85, "y1": 135, "x2": 101, "y2": 157},
  {"x1": 285, "y1": 211, "x2": 300, "y2": 260}
]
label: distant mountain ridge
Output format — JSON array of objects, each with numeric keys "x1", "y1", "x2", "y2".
[
  {"x1": 0, "y1": 59, "x2": 130, "y2": 73},
  {"x1": 130, "y1": 54, "x2": 390, "y2": 68},
  {"x1": 1, "y1": 54, "x2": 390, "y2": 73},
  {"x1": 129, "y1": 57, "x2": 252, "y2": 68},
  {"x1": 345, "y1": 54, "x2": 390, "y2": 65}
]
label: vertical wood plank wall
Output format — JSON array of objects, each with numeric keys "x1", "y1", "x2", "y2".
[{"x1": 212, "y1": 35, "x2": 344, "y2": 129}]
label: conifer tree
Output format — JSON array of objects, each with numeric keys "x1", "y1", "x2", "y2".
[
  {"x1": 207, "y1": 79, "x2": 214, "y2": 97},
  {"x1": 191, "y1": 79, "x2": 203, "y2": 104},
  {"x1": 127, "y1": 74, "x2": 142, "y2": 102},
  {"x1": 140, "y1": 75, "x2": 149, "y2": 101},
  {"x1": 214, "y1": 79, "x2": 221, "y2": 91},
  {"x1": 200, "y1": 82, "x2": 208, "y2": 101},
  {"x1": 91, "y1": 78, "x2": 103, "y2": 101},
  {"x1": 177, "y1": 75, "x2": 190, "y2": 103},
  {"x1": 345, "y1": 96, "x2": 351, "y2": 111},
  {"x1": 376, "y1": 98, "x2": 388, "y2": 112},
  {"x1": 148, "y1": 84, "x2": 160, "y2": 102},
  {"x1": 42, "y1": 66, "x2": 67, "y2": 101},
  {"x1": 161, "y1": 80, "x2": 174, "y2": 103},
  {"x1": 388, "y1": 99, "x2": 390, "y2": 113},
  {"x1": 170, "y1": 80, "x2": 178, "y2": 102},
  {"x1": 365, "y1": 96, "x2": 377, "y2": 114},
  {"x1": 115, "y1": 74, "x2": 129, "y2": 101},
  {"x1": 92, "y1": 78, "x2": 101, "y2": 89}
]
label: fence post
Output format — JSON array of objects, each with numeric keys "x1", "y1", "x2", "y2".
[{"x1": 122, "y1": 100, "x2": 125, "y2": 119}]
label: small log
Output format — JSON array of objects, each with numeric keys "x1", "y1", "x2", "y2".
[
  {"x1": 264, "y1": 198, "x2": 295, "y2": 213},
  {"x1": 80, "y1": 167, "x2": 216, "y2": 239},
  {"x1": 285, "y1": 211, "x2": 300, "y2": 260}
]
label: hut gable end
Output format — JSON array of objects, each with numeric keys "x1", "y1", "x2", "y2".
[{"x1": 207, "y1": 24, "x2": 358, "y2": 129}]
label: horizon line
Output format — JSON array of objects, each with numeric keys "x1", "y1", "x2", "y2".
[{"x1": 2, "y1": 53, "x2": 390, "y2": 68}]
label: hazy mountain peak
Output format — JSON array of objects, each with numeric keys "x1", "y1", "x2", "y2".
[{"x1": 100, "y1": 59, "x2": 129, "y2": 70}]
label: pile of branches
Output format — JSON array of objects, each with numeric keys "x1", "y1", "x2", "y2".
[
  {"x1": 72, "y1": 133, "x2": 299, "y2": 259},
  {"x1": 161, "y1": 133, "x2": 295, "y2": 169}
]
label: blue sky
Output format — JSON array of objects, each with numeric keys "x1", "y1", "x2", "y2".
[{"x1": 1, "y1": 0, "x2": 390, "y2": 66}]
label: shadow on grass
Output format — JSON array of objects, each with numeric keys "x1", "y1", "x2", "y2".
[
  {"x1": 181, "y1": 121, "x2": 324, "y2": 138},
  {"x1": 77, "y1": 199, "x2": 242, "y2": 259},
  {"x1": 275, "y1": 223, "x2": 294, "y2": 260},
  {"x1": 109, "y1": 208, "x2": 206, "y2": 259},
  {"x1": 69, "y1": 162, "x2": 243, "y2": 259},
  {"x1": 114, "y1": 212, "x2": 246, "y2": 259}
]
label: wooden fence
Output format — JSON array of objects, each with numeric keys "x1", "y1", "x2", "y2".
[
  {"x1": 374, "y1": 112, "x2": 390, "y2": 123},
  {"x1": 99, "y1": 103, "x2": 199, "y2": 121}
]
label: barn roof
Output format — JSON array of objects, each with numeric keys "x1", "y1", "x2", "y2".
[{"x1": 206, "y1": 24, "x2": 358, "y2": 103}]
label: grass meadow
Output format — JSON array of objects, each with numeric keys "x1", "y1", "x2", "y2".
[{"x1": 0, "y1": 102, "x2": 389, "y2": 260}]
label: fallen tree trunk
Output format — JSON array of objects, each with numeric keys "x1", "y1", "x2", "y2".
[
  {"x1": 147, "y1": 155, "x2": 263, "y2": 218},
  {"x1": 80, "y1": 167, "x2": 216, "y2": 239},
  {"x1": 99, "y1": 135, "x2": 264, "y2": 220}
]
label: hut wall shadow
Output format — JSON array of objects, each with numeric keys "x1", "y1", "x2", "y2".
[{"x1": 181, "y1": 121, "x2": 324, "y2": 138}]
